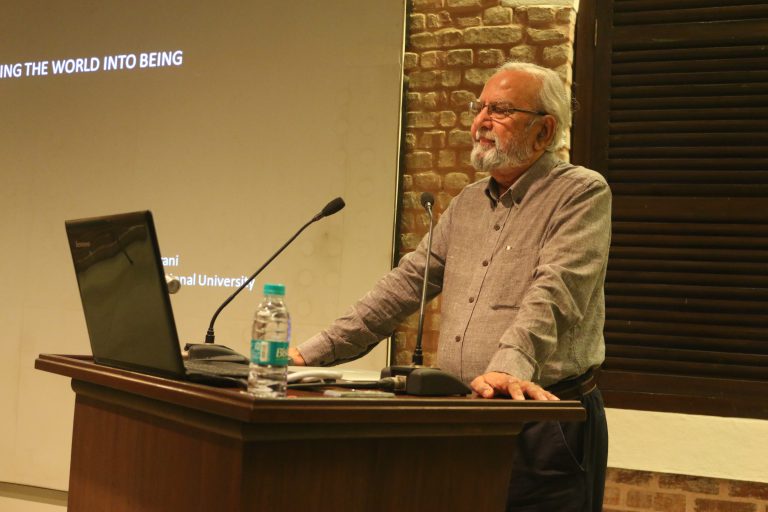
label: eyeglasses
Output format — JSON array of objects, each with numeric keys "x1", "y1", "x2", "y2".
[{"x1": 468, "y1": 100, "x2": 547, "y2": 119}]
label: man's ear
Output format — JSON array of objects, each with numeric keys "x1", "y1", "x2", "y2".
[{"x1": 534, "y1": 116, "x2": 556, "y2": 150}]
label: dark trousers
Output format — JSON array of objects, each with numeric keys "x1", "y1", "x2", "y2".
[{"x1": 506, "y1": 389, "x2": 608, "y2": 512}]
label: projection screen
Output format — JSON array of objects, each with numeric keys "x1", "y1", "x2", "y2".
[{"x1": 0, "y1": 0, "x2": 405, "y2": 490}]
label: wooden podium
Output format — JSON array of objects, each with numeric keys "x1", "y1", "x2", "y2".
[{"x1": 36, "y1": 354, "x2": 585, "y2": 512}]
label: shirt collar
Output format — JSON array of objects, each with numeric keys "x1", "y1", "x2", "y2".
[{"x1": 484, "y1": 151, "x2": 557, "y2": 207}]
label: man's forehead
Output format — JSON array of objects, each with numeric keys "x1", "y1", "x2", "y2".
[{"x1": 480, "y1": 70, "x2": 536, "y2": 102}]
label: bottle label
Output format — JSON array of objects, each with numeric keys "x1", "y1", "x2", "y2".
[{"x1": 251, "y1": 339, "x2": 290, "y2": 366}]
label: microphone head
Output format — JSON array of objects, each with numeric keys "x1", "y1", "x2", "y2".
[
  {"x1": 320, "y1": 197, "x2": 346, "y2": 218},
  {"x1": 420, "y1": 192, "x2": 435, "y2": 209}
]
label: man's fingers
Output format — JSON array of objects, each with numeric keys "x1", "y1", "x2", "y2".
[
  {"x1": 472, "y1": 372, "x2": 560, "y2": 401},
  {"x1": 470, "y1": 376, "x2": 495, "y2": 398},
  {"x1": 506, "y1": 380, "x2": 525, "y2": 400},
  {"x1": 520, "y1": 382, "x2": 561, "y2": 401}
]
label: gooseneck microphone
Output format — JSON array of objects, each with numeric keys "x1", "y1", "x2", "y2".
[
  {"x1": 380, "y1": 192, "x2": 470, "y2": 396},
  {"x1": 200, "y1": 197, "x2": 345, "y2": 345},
  {"x1": 412, "y1": 192, "x2": 435, "y2": 365}
]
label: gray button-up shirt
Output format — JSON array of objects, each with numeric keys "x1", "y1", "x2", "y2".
[{"x1": 298, "y1": 152, "x2": 612, "y2": 387}]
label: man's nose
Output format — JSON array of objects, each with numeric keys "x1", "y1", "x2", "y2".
[{"x1": 473, "y1": 108, "x2": 493, "y2": 133}]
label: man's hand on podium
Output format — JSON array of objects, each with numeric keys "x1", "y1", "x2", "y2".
[{"x1": 470, "y1": 372, "x2": 560, "y2": 401}]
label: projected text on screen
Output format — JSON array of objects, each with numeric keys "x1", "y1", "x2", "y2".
[
  {"x1": 162, "y1": 254, "x2": 255, "y2": 292},
  {"x1": 0, "y1": 50, "x2": 183, "y2": 79}
]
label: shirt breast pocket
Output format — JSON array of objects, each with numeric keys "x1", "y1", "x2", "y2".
[{"x1": 486, "y1": 248, "x2": 538, "y2": 309}]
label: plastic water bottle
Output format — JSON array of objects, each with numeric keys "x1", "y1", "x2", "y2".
[{"x1": 248, "y1": 283, "x2": 291, "y2": 398}]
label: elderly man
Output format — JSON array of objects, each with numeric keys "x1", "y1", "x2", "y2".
[{"x1": 290, "y1": 61, "x2": 611, "y2": 512}]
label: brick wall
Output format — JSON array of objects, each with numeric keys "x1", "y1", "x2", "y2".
[
  {"x1": 604, "y1": 469, "x2": 768, "y2": 512},
  {"x1": 394, "y1": 0, "x2": 576, "y2": 365}
]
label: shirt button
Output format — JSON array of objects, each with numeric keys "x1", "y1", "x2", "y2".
[
  {"x1": 494, "y1": 224, "x2": 501, "y2": 231},
  {"x1": 468, "y1": 297, "x2": 474, "y2": 303},
  {"x1": 482, "y1": 260, "x2": 489, "y2": 266},
  {"x1": 455, "y1": 335, "x2": 461, "y2": 342}
]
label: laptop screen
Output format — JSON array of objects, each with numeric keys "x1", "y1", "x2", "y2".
[{"x1": 65, "y1": 210, "x2": 186, "y2": 379}]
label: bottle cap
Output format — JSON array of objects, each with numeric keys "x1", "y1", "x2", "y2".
[{"x1": 263, "y1": 283, "x2": 286, "y2": 296}]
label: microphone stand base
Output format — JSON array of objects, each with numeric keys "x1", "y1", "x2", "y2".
[
  {"x1": 380, "y1": 365, "x2": 424, "y2": 378},
  {"x1": 381, "y1": 365, "x2": 471, "y2": 397}
]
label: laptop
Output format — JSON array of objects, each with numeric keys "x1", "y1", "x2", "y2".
[{"x1": 65, "y1": 210, "x2": 249, "y2": 387}]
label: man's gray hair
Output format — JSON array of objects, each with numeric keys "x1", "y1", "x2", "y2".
[{"x1": 494, "y1": 61, "x2": 571, "y2": 152}]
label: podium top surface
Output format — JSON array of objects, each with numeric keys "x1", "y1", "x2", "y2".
[{"x1": 36, "y1": 354, "x2": 585, "y2": 430}]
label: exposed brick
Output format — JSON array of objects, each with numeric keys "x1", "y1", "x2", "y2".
[
  {"x1": 406, "y1": 111, "x2": 439, "y2": 128},
  {"x1": 419, "y1": 130, "x2": 446, "y2": 149},
  {"x1": 483, "y1": 6, "x2": 512, "y2": 25},
  {"x1": 444, "y1": 171, "x2": 470, "y2": 193},
  {"x1": 603, "y1": 486, "x2": 621, "y2": 506},
  {"x1": 409, "y1": 70, "x2": 440, "y2": 89},
  {"x1": 448, "y1": 129, "x2": 473, "y2": 147},
  {"x1": 627, "y1": 489, "x2": 653, "y2": 508},
  {"x1": 508, "y1": 44, "x2": 536, "y2": 62},
  {"x1": 654, "y1": 492, "x2": 687, "y2": 512},
  {"x1": 413, "y1": 171, "x2": 442, "y2": 191},
  {"x1": 694, "y1": 499, "x2": 758, "y2": 512},
  {"x1": 427, "y1": 12, "x2": 451, "y2": 30},
  {"x1": 459, "y1": 149, "x2": 474, "y2": 167},
  {"x1": 414, "y1": 211, "x2": 430, "y2": 231},
  {"x1": 421, "y1": 50, "x2": 446, "y2": 69},
  {"x1": 729, "y1": 481, "x2": 768, "y2": 501},
  {"x1": 556, "y1": 6, "x2": 574, "y2": 24},
  {"x1": 413, "y1": 0, "x2": 444, "y2": 9},
  {"x1": 447, "y1": 0, "x2": 482, "y2": 8},
  {"x1": 465, "y1": 67, "x2": 497, "y2": 86},
  {"x1": 450, "y1": 90, "x2": 476, "y2": 107},
  {"x1": 464, "y1": 25, "x2": 523, "y2": 45},
  {"x1": 659, "y1": 474, "x2": 720, "y2": 495},
  {"x1": 436, "y1": 28, "x2": 463, "y2": 47},
  {"x1": 406, "y1": 151, "x2": 433, "y2": 169},
  {"x1": 527, "y1": 6, "x2": 556, "y2": 25},
  {"x1": 436, "y1": 191, "x2": 454, "y2": 210},
  {"x1": 404, "y1": 52, "x2": 419, "y2": 71},
  {"x1": 406, "y1": 92, "x2": 421, "y2": 109},
  {"x1": 501, "y1": 0, "x2": 572, "y2": 5},
  {"x1": 459, "y1": 111, "x2": 474, "y2": 127},
  {"x1": 402, "y1": 174, "x2": 413, "y2": 191},
  {"x1": 409, "y1": 32, "x2": 438, "y2": 50},
  {"x1": 410, "y1": 13, "x2": 426, "y2": 32},
  {"x1": 402, "y1": 191, "x2": 421, "y2": 209},
  {"x1": 542, "y1": 44, "x2": 570, "y2": 67},
  {"x1": 478, "y1": 48, "x2": 505, "y2": 66},
  {"x1": 400, "y1": 210, "x2": 416, "y2": 231},
  {"x1": 456, "y1": 16, "x2": 481, "y2": 27},
  {"x1": 441, "y1": 69, "x2": 462, "y2": 87},
  {"x1": 610, "y1": 468, "x2": 654, "y2": 486},
  {"x1": 447, "y1": 49, "x2": 473, "y2": 66},
  {"x1": 438, "y1": 150, "x2": 457, "y2": 168},
  {"x1": 527, "y1": 27, "x2": 568, "y2": 45},
  {"x1": 439, "y1": 111, "x2": 457, "y2": 128},
  {"x1": 400, "y1": 232, "x2": 422, "y2": 251},
  {"x1": 422, "y1": 92, "x2": 441, "y2": 109},
  {"x1": 404, "y1": 133, "x2": 417, "y2": 152}
]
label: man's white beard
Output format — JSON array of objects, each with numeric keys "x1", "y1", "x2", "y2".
[{"x1": 471, "y1": 127, "x2": 535, "y2": 172}]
